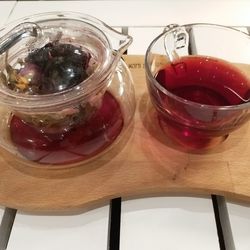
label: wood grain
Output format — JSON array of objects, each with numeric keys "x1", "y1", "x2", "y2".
[{"x1": 0, "y1": 55, "x2": 250, "y2": 212}]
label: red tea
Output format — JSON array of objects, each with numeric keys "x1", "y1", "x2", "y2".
[
  {"x1": 10, "y1": 91, "x2": 123, "y2": 164},
  {"x1": 152, "y1": 56, "x2": 250, "y2": 149}
]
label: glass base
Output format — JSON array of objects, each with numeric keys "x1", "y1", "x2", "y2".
[
  {"x1": 10, "y1": 92, "x2": 123, "y2": 165},
  {"x1": 158, "y1": 115, "x2": 229, "y2": 151}
]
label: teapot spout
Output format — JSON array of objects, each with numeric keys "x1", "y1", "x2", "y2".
[
  {"x1": 105, "y1": 27, "x2": 132, "y2": 67},
  {"x1": 110, "y1": 28, "x2": 133, "y2": 55}
]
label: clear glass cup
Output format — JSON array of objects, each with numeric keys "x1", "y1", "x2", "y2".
[
  {"x1": 145, "y1": 24, "x2": 250, "y2": 150},
  {"x1": 0, "y1": 12, "x2": 135, "y2": 167}
]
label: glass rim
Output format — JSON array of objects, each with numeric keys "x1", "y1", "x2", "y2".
[{"x1": 145, "y1": 23, "x2": 250, "y2": 111}]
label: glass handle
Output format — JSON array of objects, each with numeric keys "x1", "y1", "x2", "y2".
[
  {"x1": 0, "y1": 22, "x2": 43, "y2": 55},
  {"x1": 164, "y1": 24, "x2": 190, "y2": 62}
]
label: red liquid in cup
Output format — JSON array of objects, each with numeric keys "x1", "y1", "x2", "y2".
[
  {"x1": 10, "y1": 91, "x2": 123, "y2": 165},
  {"x1": 153, "y1": 56, "x2": 250, "y2": 149}
]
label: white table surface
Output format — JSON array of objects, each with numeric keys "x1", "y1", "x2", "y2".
[
  {"x1": 121, "y1": 197, "x2": 219, "y2": 250},
  {"x1": 6, "y1": 0, "x2": 250, "y2": 27},
  {"x1": 7, "y1": 206, "x2": 109, "y2": 250},
  {"x1": 1, "y1": 1, "x2": 250, "y2": 249},
  {"x1": 0, "y1": 1, "x2": 15, "y2": 27},
  {"x1": 227, "y1": 202, "x2": 250, "y2": 250}
]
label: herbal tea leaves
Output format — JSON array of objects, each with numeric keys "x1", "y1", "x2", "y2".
[{"x1": 3, "y1": 42, "x2": 91, "y2": 94}]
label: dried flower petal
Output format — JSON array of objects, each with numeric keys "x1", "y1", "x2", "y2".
[{"x1": 0, "y1": 72, "x2": 7, "y2": 86}]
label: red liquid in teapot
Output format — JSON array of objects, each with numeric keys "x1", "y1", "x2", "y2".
[
  {"x1": 10, "y1": 92, "x2": 123, "y2": 164},
  {"x1": 153, "y1": 56, "x2": 250, "y2": 149}
]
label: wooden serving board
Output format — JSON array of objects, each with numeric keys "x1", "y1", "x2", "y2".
[{"x1": 0, "y1": 55, "x2": 250, "y2": 212}]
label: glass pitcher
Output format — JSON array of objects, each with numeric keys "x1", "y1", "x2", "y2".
[{"x1": 0, "y1": 12, "x2": 135, "y2": 166}]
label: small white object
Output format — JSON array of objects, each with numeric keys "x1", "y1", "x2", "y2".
[{"x1": 0, "y1": 207, "x2": 4, "y2": 222}]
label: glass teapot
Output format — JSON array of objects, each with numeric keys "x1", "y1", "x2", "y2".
[{"x1": 0, "y1": 12, "x2": 135, "y2": 166}]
